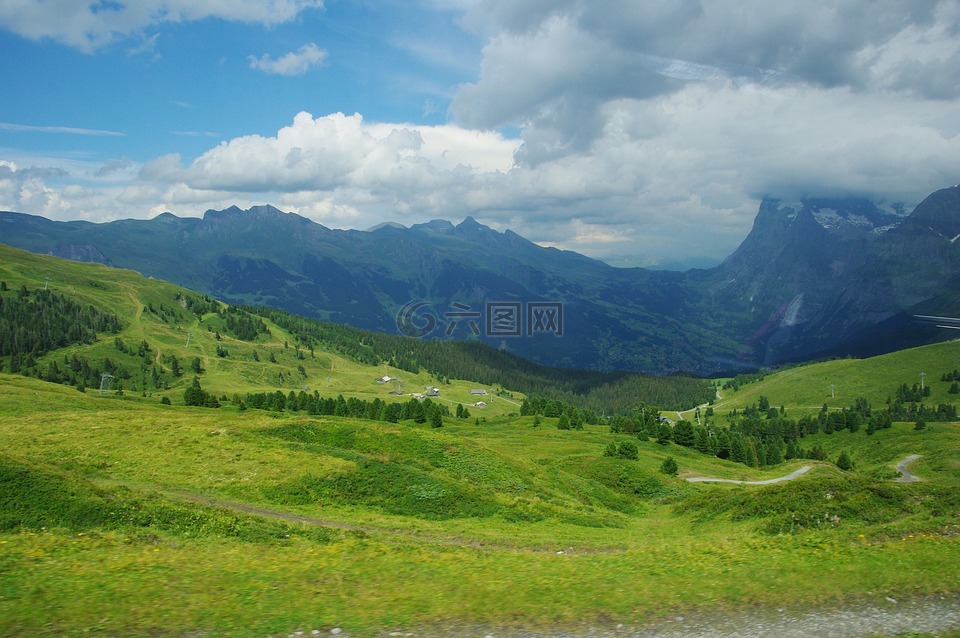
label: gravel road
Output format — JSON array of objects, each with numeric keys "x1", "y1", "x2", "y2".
[
  {"x1": 684, "y1": 465, "x2": 813, "y2": 485},
  {"x1": 350, "y1": 595, "x2": 960, "y2": 638},
  {"x1": 895, "y1": 454, "x2": 923, "y2": 482}
]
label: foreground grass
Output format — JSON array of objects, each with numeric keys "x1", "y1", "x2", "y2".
[
  {"x1": 2, "y1": 524, "x2": 956, "y2": 637},
  {"x1": 1, "y1": 373, "x2": 959, "y2": 636}
]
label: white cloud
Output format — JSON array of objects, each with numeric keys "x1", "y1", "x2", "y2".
[
  {"x1": 3, "y1": 1, "x2": 960, "y2": 269},
  {"x1": 249, "y1": 43, "x2": 327, "y2": 76},
  {"x1": 144, "y1": 111, "x2": 519, "y2": 194},
  {"x1": 0, "y1": 0, "x2": 324, "y2": 51}
]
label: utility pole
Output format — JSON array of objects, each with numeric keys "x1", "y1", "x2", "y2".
[
  {"x1": 98, "y1": 373, "x2": 114, "y2": 395},
  {"x1": 830, "y1": 384, "x2": 835, "y2": 399},
  {"x1": 43, "y1": 277, "x2": 50, "y2": 290},
  {"x1": 185, "y1": 332, "x2": 193, "y2": 348},
  {"x1": 920, "y1": 372, "x2": 926, "y2": 391}
]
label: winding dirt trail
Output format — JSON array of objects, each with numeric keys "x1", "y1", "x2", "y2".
[
  {"x1": 895, "y1": 454, "x2": 923, "y2": 482},
  {"x1": 685, "y1": 465, "x2": 813, "y2": 485}
]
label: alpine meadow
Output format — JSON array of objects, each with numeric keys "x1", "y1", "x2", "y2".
[
  {"x1": 0, "y1": 243, "x2": 958, "y2": 637},
  {"x1": 4, "y1": 1, "x2": 960, "y2": 634}
]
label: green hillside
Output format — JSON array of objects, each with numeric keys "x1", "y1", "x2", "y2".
[
  {"x1": 704, "y1": 342, "x2": 960, "y2": 419},
  {"x1": 0, "y1": 244, "x2": 526, "y2": 418},
  {"x1": 0, "y1": 244, "x2": 958, "y2": 637}
]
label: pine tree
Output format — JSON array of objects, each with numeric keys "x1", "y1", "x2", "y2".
[
  {"x1": 656, "y1": 421, "x2": 672, "y2": 445},
  {"x1": 836, "y1": 450, "x2": 854, "y2": 471},
  {"x1": 694, "y1": 427, "x2": 710, "y2": 454},
  {"x1": 673, "y1": 420, "x2": 695, "y2": 447},
  {"x1": 745, "y1": 440, "x2": 759, "y2": 468},
  {"x1": 730, "y1": 434, "x2": 747, "y2": 464},
  {"x1": 660, "y1": 456, "x2": 679, "y2": 476}
]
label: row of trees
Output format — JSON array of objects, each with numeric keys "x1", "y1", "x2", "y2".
[{"x1": 241, "y1": 390, "x2": 465, "y2": 429}]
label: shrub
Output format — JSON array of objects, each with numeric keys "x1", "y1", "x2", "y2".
[
  {"x1": 617, "y1": 440, "x2": 639, "y2": 460},
  {"x1": 836, "y1": 450, "x2": 854, "y2": 471},
  {"x1": 660, "y1": 456, "x2": 679, "y2": 476}
]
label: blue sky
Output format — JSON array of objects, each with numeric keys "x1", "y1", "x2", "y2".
[{"x1": 2, "y1": 1, "x2": 959, "y2": 268}]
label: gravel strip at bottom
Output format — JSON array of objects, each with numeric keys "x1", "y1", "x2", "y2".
[{"x1": 365, "y1": 595, "x2": 959, "y2": 638}]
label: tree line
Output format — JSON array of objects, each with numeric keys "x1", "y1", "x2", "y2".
[{"x1": 240, "y1": 390, "x2": 458, "y2": 428}]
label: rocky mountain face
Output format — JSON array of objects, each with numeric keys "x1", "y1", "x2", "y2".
[
  {"x1": 2, "y1": 185, "x2": 958, "y2": 374},
  {"x1": 706, "y1": 188, "x2": 960, "y2": 365}
]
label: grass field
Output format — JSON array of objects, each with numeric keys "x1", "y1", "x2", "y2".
[
  {"x1": 690, "y1": 341, "x2": 960, "y2": 421},
  {"x1": 1, "y1": 370, "x2": 958, "y2": 636},
  {"x1": 1, "y1": 245, "x2": 959, "y2": 636}
]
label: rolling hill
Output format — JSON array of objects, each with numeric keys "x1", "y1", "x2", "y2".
[{"x1": 0, "y1": 244, "x2": 958, "y2": 636}]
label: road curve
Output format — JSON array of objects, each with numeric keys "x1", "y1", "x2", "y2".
[
  {"x1": 685, "y1": 465, "x2": 814, "y2": 485},
  {"x1": 895, "y1": 454, "x2": 923, "y2": 482}
]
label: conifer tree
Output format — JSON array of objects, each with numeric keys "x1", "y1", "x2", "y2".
[
  {"x1": 660, "y1": 456, "x2": 678, "y2": 476},
  {"x1": 836, "y1": 450, "x2": 854, "y2": 470}
]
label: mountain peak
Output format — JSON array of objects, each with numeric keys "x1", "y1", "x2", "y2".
[
  {"x1": 411, "y1": 219, "x2": 456, "y2": 233},
  {"x1": 203, "y1": 204, "x2": 286, "y2": 220},
  {"x1": 457, "y1": 215, "x2": 482, "y2": 229},
  {"x1": 905, "y1": 185, "x2": 960, "y2": 238},
  {"x1": 365, "y1": 221, "x2": 406, "y2": 232}
]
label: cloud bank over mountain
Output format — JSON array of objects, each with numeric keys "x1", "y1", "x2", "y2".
[{"x1": 1, "y1": 0, "x2": 959, "y2": 267}]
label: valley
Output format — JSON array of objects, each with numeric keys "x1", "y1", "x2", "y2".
[
  {"x1": 0, "y1": 244, "x2": 958, "y2": 637},
  {"x1": 3, "y1": 185, "x2": 959, "y2": 375}
]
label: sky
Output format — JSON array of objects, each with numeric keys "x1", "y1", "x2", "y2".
[{"x1": 1, "y1": 0, "x2": 959, "y2": 269}]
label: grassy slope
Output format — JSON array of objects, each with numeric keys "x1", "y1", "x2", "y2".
[
  {"x1": 705, "y1": 342, "x2": 960, "y2": 419},
  {"x1": 0, "y1": 244, "x2": 521, "y2": 415},
  {"x1": 0, "y1": 245, "x2": 958, "y2": 636}
]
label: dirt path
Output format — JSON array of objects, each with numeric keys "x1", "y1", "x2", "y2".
[
  {"x1": 895, "y1": 454, "x2": 923, "y2": 482},
  {"x1": 143, "y1": 487, "x2": 626, "y2": 554},
  {"x1": 174, "y1": 491, "x2": 365, "y2": 531},
  {"x1": 685, "y1": 465, "x2": 813, "y2": 485}
]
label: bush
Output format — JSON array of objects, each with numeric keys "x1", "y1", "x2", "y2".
[
  {"x1": 617, "y1": 440, "x2": 639, "y2": 460},
  {"x1": 660, "y1": 456, "x2": 679, "y2": 476},
  {"x1": 836, "y1": 450, "x2": 854, "y2": 471}
]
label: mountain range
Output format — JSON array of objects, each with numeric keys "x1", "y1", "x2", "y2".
[{"x1": 2, "y1": 185, "x2": 959, "y2": 374}]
